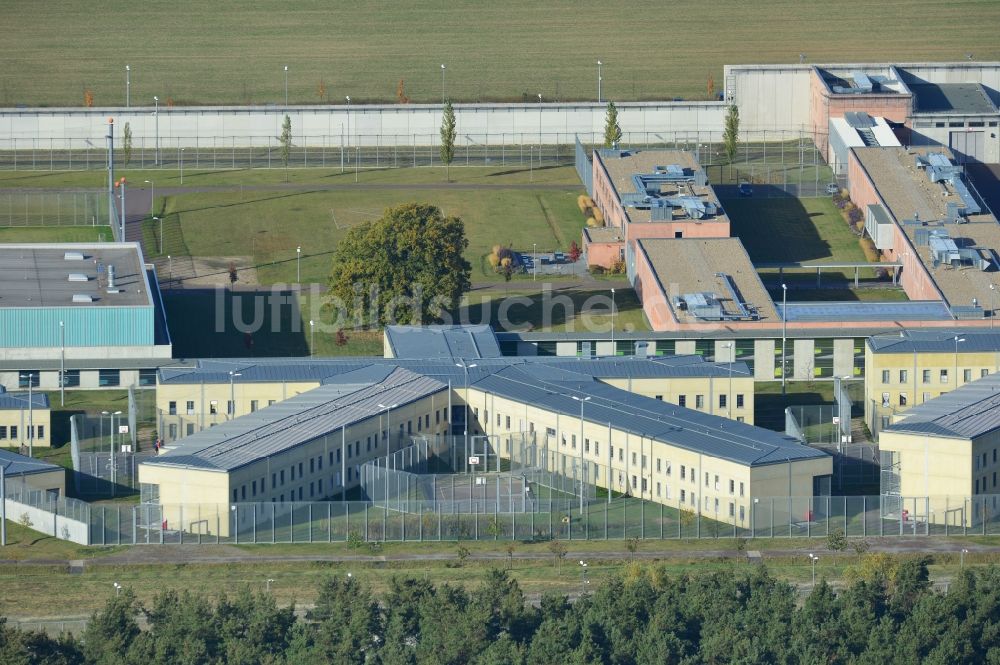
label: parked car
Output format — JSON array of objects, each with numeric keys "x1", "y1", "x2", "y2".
[
  {"x1": 738, "y1": 182, "x2": 753, "y2": 197},
  {"x1": 826, "y1": 182, "x2": 841, "y2": 194},
  {"x1": 553, "y1": 252, "x2": 566, "y2": 263}
]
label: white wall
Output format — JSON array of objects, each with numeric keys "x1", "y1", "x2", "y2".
[
  {"x1": 724, "y1": 64, "x2": 814, "y2": 133},
  {"x1": 3, "y1": 497, "x2": 89, "y2": 544},
  {"x1": 0, "y1": 102, "x2": 725, "y2": 149}
]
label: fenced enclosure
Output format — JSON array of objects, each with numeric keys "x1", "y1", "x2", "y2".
[
  {"x1": 74, "y1": 493, "x2": 1000, "y2": 546},
  {"x1": 360, "y1": 433, "x2": 594, "y2": 514},
  {"x1": 0, "y1": 128, "x2": 834, "y2": 196},
  {"x1": 0, "y1": 190, "x2": 110, "y2": 228}
]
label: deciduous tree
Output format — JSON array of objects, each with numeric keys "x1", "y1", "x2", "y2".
[
  {"x1": 440, "y1": 100, "x2": 456, "y2": 182},
  {"x1": 723, "y1": 104, "x2": 740, "y2": 164},
  {"x1": 603, "y1": 101, "x2": 622, "y2": 148},
  {"x1": 278, "y1": 114, "x2": 292, "y2": 182},
  {"x1": 122, "y1": 122, "x2": 133, "y2": 166}
]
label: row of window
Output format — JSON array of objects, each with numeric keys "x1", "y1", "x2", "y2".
[
  {"x1": 881, "y1": 368, "x2": 990, "y2": 386},
  {"x1": 17, "y1": 369, "x2": 157, "y2": 388},
  {"x1": 0, "y1": 425, "x2": 44, "y2": 440}
]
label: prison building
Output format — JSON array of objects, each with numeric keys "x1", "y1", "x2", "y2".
[
  {"x1": 0, "y1": 243, "x2": 171, "y2": 392},
  {"x1": 879, "y1": 371, "x2": 1000, "y2": 527},
  {"x1": 383, "y1": 324, "x2": 503, "y2": 359},
  {"x1": 865, "y1": 330, "x2": 1000, "y2": 438},
  {"x1": 139, "y1": 366, "x2": 450, "y2": 535},
  {"x1": 0, "y1": 447, "x2": 66, "y2": 497},
  {"x1": 0, "y1": 388, "x2": 51, "y2": 449},
  {"x1": 462, "y1": 363, "x2": 832, "y2": 528}
]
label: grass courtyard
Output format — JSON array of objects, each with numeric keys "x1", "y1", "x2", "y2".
[{"x1": 3, "y1": 0, "x2": 998, "y2": 106}]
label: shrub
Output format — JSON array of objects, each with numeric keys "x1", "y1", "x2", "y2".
[
  {"x1": 860, "y1": 236, "x2": 881, "y2": 263},
  {"x1": 589, "y1": 265, "x2": 606, "y2": 275},
  {"x1": 848, "y1": 206, "x2": 864, "y2": 225},
  {"x1": 586, "y1": 217, "x2": 600, "y2": 228},
  {"x1": 592, "y1": 208, "x2": 604, "y2": 223},
  {"x1": 610, "y1": 259, "x2": 626, "y2": 274},
  {"x1": 577, "y1": 195, "x2": 591, "y2": 214}
]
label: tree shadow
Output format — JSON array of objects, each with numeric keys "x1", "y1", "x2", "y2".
[{"x1": 447, "y1": 286, "x2": 643, "y2": 332}]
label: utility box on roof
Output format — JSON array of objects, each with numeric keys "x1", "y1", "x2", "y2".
[{"x1": 865, "y1": 204, "x2": 894, "y2": 251}]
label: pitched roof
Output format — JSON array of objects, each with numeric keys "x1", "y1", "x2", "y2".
[
  {"x1": 0, "y1": 390, "x2": 50, "y2": 410},
  {"x1": 868, "y1": 330, "x2": 1000, "y2": 354},
  {"x1": 886, "y1": 372, "x2": 1000, "y2": 439},
  {"x1": 0, "y1": 448, "x2": 62, "y2": 477},
  {"x1": 385, "y1": 325, "x2": 503, "y2": 359}
]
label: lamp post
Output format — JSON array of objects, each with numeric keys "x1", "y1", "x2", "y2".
[
  {"x1": 579, "y1": 560, "x2": 589, "y2": 595},
  {"x1": 955, "y1": 336, "x2": 965, "y2": 387},
  {"x1": 538, "y1": 93, "x2": 543, "y2": 149},
  {"x1": 167, "y1": 255, "x2": 172, "y2": 282},
  {"x1": 610, "y1": 288, "x2": 617, "y2": 352},
  {"x1": 309, "y1": 320, "x2": 315, "y2": 356},
  {"x1": 377, "y1": 403, "x2": 398, "y2": 453},
  {"x1": 153, "y1": 217, "x2": 162, "y2": 253},
  {"x1": 724, "y1": 342, "x2": 734, "y2": 418},
  {"x1": 992, "y1": 283, "x2": 996, "y2": 329},
  {"x1": 18, "y1": 373, "x2": 34, "y2": 457},
  {"x1": 179, "y1": 148, "x2": 185, "y2": 185},
  {"x1": 597, "y1": 60, "x2": 603, "y2": 103},
  {"x1": 781, "y1": 283, "x2": 788, "y2": 395},
  {"x1": 532, "y1": 242, "x2": 537, "y2": 282},
  {"x1": 283, "y1": 65, "x2": 289, "y2": 107},
  {"x1": 961, "y1": 548, "x2": 969, "y2": 570},
  {"x1": 125, "y1": 65, "x2": 130, "y2": 107},
  {"x1": 808, "y1": 553, "x2": 819, "y2": 587},
  {"x1": 115, "y1": 177, "x2": 126, "y2": 243},
  {"x1": 440, "y1": 64, "x2": 446, "y2": 104},
  {"x1": 153, "y1": 96, "x2": 160, "y2": 166},
  {"x1": 109, "y1": 409, "x2": 122, "y2": 491},
  {"x1": 144, "y1": 179, "x2": 155, "y2": 218},
  {"x1": 0, "y1": 459, "x2": 7, "y2": 546},
  {"x1": 266, "y1": 578, "x2": 276, "y2": 593},
  {"x1": 114, "y1": 582, "x2": 122, "y2": 597},
  {"x1": 346, "y1": 96, "x2": 351, "y2": 153},
  {"x1": 229, "y1": 371, "x2": 242, "y2": 419},
  {"x1": 296, "y1": 245, "x2": 301, "y2": 283},
  {"x1": 59, "y1": 321, "x2": 65, "y2": 407},
  {"x1": 571, "y1": 395, "x2": 591, "y2": 511},
  {"x1": 455, "y1": 362, "x2": 478, "y2": 455}
]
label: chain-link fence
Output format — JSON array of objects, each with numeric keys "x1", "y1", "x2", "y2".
[
  {"x1": 74, "y1": 451, "x2": 155, "y2": 497},
  {"x1": 0, "y1": 190, "x2": 111, "y2": 228}
]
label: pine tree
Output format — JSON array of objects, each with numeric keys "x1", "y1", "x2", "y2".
[
  {"x1": 603, "y1": 101, "x2": 622, "y2": 148},
  {"x1": 440, "y1": 100, "x2": 456, "y2": 182}
]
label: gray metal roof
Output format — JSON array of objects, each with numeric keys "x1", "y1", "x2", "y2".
[
  {"x1": 0, "y1": 390, "x2": 50, "y2": 410},
  {"x1": 385, "y1": 324, "x2": 503, "y2": 360},
  {"x1": 778, "y1": 301, "x2": 954, "y2": 323},
  {"x1": 158, "y1": 354, "x2": 751, "y2": 386},
  {"x1": 868, "y1": 330, "x2": 1000, "y2": 354},
  {"x1": 885, "y1": 372, "x2": 1000, "y2": 439},
  {"x1": 144, "y1": 367, "x2": 448, "y2": 473},
  {"x1": 0, "y1": 243, "x2": 152, "y2": 308},
  {"x1": 471, "y1": 365, "x2": 825, "y2": 467},
  {"x1": 0, "y1": 448, "x2": 62, "y2": 477}
]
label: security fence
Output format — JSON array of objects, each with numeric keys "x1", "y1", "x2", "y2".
[
  {"x1": 0, "y1": 190, "x2": 111, "y2": 228},
  {"x1": 75, "y1": 493, "x2": 1000, "y2": 545}
]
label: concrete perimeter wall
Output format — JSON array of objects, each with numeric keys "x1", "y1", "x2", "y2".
[
  {"x1": 0, "y1": 102, "x2": 725, "y2": 149},
  {"x1": 3, "y1": 497, "x2": 89, "y2": 544}
]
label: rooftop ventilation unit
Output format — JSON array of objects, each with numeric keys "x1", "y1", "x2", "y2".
[
  {"x1": 916, "y1": 152, "x2": 982, "y2": 216},
  {"x1": 63, "y1": 252, "x2": 85, "y2": 261},
  {"x1": 71, "y1": 294, "x2": 94, "y2": 303},
  {"x1": 107, "y1": 264, "x2": 116, "y2": 289},
  {"x1": 67, "y1": 273, "x2": 89, "y2": 282},
  {"x1": 851, "y1": 71, "x2": 874, "y2": 93}
]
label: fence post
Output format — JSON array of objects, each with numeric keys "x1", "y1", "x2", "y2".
[{"x1": 309, "y1": 504, "x2": 313, "y2": 543}]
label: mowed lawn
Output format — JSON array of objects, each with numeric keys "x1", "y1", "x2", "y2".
[
  {"x1": 723, "y1": 197, "x2": 866, "y2": 265},
  {"x1": 0, "y1": 225, "x2": 113, "y2": 243},
  {"x1": 3, "y1": 0, "x2": 998, "y2": 107},
  {"x1": 150, "y1": 187, "x2": 585, "y2": 283}
]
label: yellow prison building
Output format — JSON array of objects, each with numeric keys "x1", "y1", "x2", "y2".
[
  {"x1": 865, "y1": 331, "x2": 1000, "y2": 439},
  {"x1": 0, "y1": 389, "x2": 52, "y2": 449}
]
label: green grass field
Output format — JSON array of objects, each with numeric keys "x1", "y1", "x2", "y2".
[
  {"x1": 0, "y1": 226, "x2": 113, "y2": 243},
  {"x1": 4, "y1": 1, "x2": 999, "y2": 106}
]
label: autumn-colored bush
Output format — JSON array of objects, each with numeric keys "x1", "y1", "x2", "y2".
[
  {"x1": 586, "y1": 217, "x2": 600, "y2": 228},
  {"x1": 83, "y1": 89, "x2": 94, "y2": 107},
  {"x1": 592, "y1": 207, "x2": 604, "y2": 223},
  {"x1": 610, "y1": 259, "x2": 626, "y2": 275},
  {"x1": 859, "y1": 236, "x2": 880, "y2": 263}
]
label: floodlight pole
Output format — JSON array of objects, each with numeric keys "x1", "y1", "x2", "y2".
[
  {"x1": 456, "y1": 362, "x2": 477, "y2": 458},
  {"x1": 229, "y1": 371, "x2": 242, "y2": 420},
  {"x1": 180, "y1": 148, "x2": 185, "y2": 185},
  {"x1": 440, "y1": 64, "x2": 446, "y2": 104},
  {"x1": 597, "y1": 60, "x2": 603, "y2": 103},
  {"x1": 724, "y1": 343, "x2": 734, "y2": 419},
  {"x1": 144, "y1": 180, "x2": 155, "y2": 218},
  {"x1": 153, "y1": 96, "x2": 160, "y2": 166},
  {"x1": 378, "y1": 403, "x2": 398, "y2": 455},
  {"x1": 283, "y1": 65, "x2": 289, "y2": 107},
  {"x1": 610, "y1": 288, "x2": 616, "y2": 353},
  {"x1": 781, "y1": 284, "x2": 788, "y2": 396},
  {"x1": 572, "y1": 395, "x2": 591, "y2": 512},
  {"x1": 19, "y1": 374, "x2": 34, "y2": 457},
  {"x1": 296, "y1": 246, "x2": 301, "y2": 283},
  {"x1": 0, "y1": 462, "x2": 6, "y2": 546},
  {"x1": 309, "y1": 320, "x2": 315, "y2": 356},
  {"x1": 125, "y1": 65, "x2": 130, "y2": 108},
  {"x1": 118, "y1": 177, "x2": 127, "y2": 242},
  {"x1": 59, "y1": 321, "x2": 65, "y2": 407},
  {"x1": 533, "y1": 242, "x2": 537, "y2": 282}
]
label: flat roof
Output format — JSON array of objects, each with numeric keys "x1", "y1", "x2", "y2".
[
  {"x1": 0, "y1": 243, "x2": 151, "y2": 308},
  {"x1": 779, "y1": 301, "x2": 953, "y2": 323},
  {"x1": 636, "y1": 238, "x2": 779, "y2": 324},
  {"x1": 910, "y1": 83, "x2": 998, "y2": 115},
  {"x1": 475, "y1": 365, "x2": 825, "y2": 467},
  {"x1": 597, "y1": 150, "x2": 729, "y2": 226},
  {"x1": 886, "y1": 372, "x2": 1000, "y2": 439},
  {"x1": 145, "y1": 367, "x2": 448, "y2": 473},
  {"x1": 0, "y1": 448, "x2": 62, "y2": 477},
  {"x1": 869, "y1": 330, "x2": 1000, "y2": 354},
  {"x1": 583, "y1": 227, "x2": 625, "y2": 243},
  {"x1": 854, "y1": 147, "x2": 999, "y2": 312},
  {"x1": 385, "y1": 324, "x2": 502, "y2": 360}
]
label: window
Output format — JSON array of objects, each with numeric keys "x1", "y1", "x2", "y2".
[
  {"x1": 186, "y1": 401, "x2": 195, "y2": 415},
  {"x1": 631, "y1": 452, "x2": 637, "y2": 465},
  {"x1": 641, "y1": 478, "x2": 648, "y2": 492},
  {"x1": 299, "y1": 462, "x2": 303, "y2": 477},
  {"x1": 695, "y1": 395, "x2": 704, "y2": 409},
  {"x1": 994, "y1": 449, "x2": 997, "y2": 464},
  {"x1": 318, "y1": 455, "x2": 323, "y2": 470},
  {"x1": 186, "y1": 423, "x2": 194, "y2": 436},
  {"x1": 656, "y1": 482, "x2": 661, "y2": 497},
  {"x1": 739, "y1": 482, "x2": 744, "y2": 497},
  {"x1": 881, "y1": 370, "x2": 890, "y2": 384},
  {"x1": 899, "y1": 370, "x2": 908, "y2": 383},
  {"x1": 0, "y1": 426, "x2": 6, "y2": 439},
  {"x1": 656, "y1": 458, "x2": 661, "y2": 473},
  {"x1": 941, "y1": 369, "x2": 949, "y2": 384},
  {"x1": 291, "y1": 465, "x2": 296, "y2": 480},
  {"x1": 227, "y1": 400, "x2": 234, "y2": 416},
  {"x1": 719, "y1": 394, "x2": 727, "y2": 409},
  {"x1": 678, "y1": 395, "x2": 687, "y2": 407},
  {"x1": 618, "y1": 448, "x2": 623, "y2": 462},
  {"x1": 705, "y1": 472, "x2": 709, "y2": 487},
  {"x1": 655, "y1": 395, "x2": 663, "y2": 401},
  {"x1": 740, "y1": 506, "x2": 745, "y2": 521},
  {"x1": 984, "y1": 369, "x2": 991, "y2": 379},
  {"x1": 714, "y1": 474, "x2": 719, "y2": 490},
  {"x1": 964, "y1": 369, "x2": 972, "y2": 383},
  {"x1": 252, "y1": 480, "x2": 257, "y2": 497},
  {"x1": 269, "y1": 400, "x2": 276, "y2": 406},
  {"x1": 681, "y1": 489, "x2": 686, "y2": 503},
  {"x1": 168, "y1": 401, "x2": 177, "y2": 416},
  {"x1": 899, "y1": 393, "x2": 908, "y2": 407},
  {"x1": 98, "y1": 369, "x2": 120, "y2": 387},
  {"x1": 250, "y1": 400, "x2": 259, "y2": 412},
  {"x1": 37, "y1": 425, "x2": 44, "y2": 439},
  {"x1": 631, "y1": 475, "x2": 637, "y2": 489},
  {"x1": 729, "y1": 503, "x2": 735, "y2": 517},
  {"x1": 666, "y1": 462, "x2": 672, "y2": 476},
  {"x1": 241, "y1": 486, "x2": 246, "y2": 500},
  {"x1": 506, "y1": 416, "x2": 511, "y2": 429},
  {"x1": 736, "y1": 394, "x2": 744, "y2": 408},
  {"x1": 681, "y1": 465, "x2": 686, "y2": 480},
  {"x1": 209, "y1": 401, "x2": 218, "y2": 415},
  {"x1": 594, "y1": 442, "x2": 599, "y2": 456},
  {"x1": 572, "y1": 435, "x2": 577, "y2": 450},
  {"x1": 585, "y1": 439, "x2": 590, "y2": 454},
  {"x1": 310, "y1": 458, "x2": 315, "y2": 474},
  {"x1": 62, "y1": 370, "x2": 81, "y2": 387},
  {"x1": 138, "y1": 368, "x2": 157, "y2": 386},
  {"x1": 233, "y1": 489, "x2": 238, "y2": 502},
  {"x1": 729, "y1": 479, "x2": 735, "y2": 494},
  {"x1": 922, "y1": 369, "x2": 931, "y2": 384},
  {"x1": 18, "y1": 371, "x2": 40, "y2": 388},
  {"x1": 272, "y1": 473, "x2": 276, "y2": 488}
]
